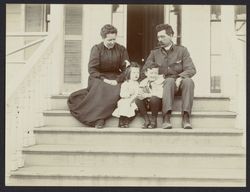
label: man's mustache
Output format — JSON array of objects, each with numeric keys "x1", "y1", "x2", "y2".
[
  {"x1": 158, "y1": 42, "x2": 164, "y2": 46},
  {"x1": 157, "y1": 42, "x2": 166, "y2": 48}
]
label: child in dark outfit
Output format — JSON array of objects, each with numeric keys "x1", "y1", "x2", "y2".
[{"x1": 135, "y1": 63, "x2": 164, "y2": 129}]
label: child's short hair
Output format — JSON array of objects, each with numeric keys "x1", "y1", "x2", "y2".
[
  {"x1": 144, "y1": 62, "x2": 159, "y2": 71},
  {"x1": 124, "y1": 61, "x2": 140, "y2": 81}
]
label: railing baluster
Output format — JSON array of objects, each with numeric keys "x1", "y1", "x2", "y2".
[
  {"x1": 16, "y1": 90, "x2": 24, "y2": 168},
  {"x1": 46, "y1": 48, "x2": 52, "y2": 110},
  {"x1": 23, "y1": 77, "x2": 31, "y2": 147},
  {"x1": 11, "y1": 98, "x2": 19, "y2": 170},
  {"x1": 28, "y1": 72, "x2": 36, "y2": 145},
  {"x1": 38, "y1": 61, "x2": 44, "y2": 127},
  {"x1": 6, "y1": 103, "x2": 13, "y2": 184}
]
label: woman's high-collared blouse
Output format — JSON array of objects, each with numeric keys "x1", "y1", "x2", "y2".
[{"x1": 88, "y1": 42, "x2": 129, "y2": 83}]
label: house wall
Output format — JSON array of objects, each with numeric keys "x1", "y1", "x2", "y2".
[
  {"x1": 6, "y1": 4, "x2": 25, "y2": 83},
  {"x1": 7, "y1": 4, "x2": 245, "y2": 98},
  {"x1": 182, "y1": 5, "x2": 211, "y2": 96},
  {"x1": 81, "y1": 4, "x2": 112, "y2": 88}
]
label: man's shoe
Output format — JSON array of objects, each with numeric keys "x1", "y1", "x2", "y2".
[
  {"x1": 162, "y1": 113, "x2": 172, "y2": 129},
  {"x1": 182, "y1": 112, "x2": 192, "y2": 129},
  {"x1": 95, "y1": 119, "x2": 105, "y2": 129}
]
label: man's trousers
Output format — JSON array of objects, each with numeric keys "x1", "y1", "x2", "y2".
[{"x1": 162, "y1": 77, "x2": 195, "y2": 115}]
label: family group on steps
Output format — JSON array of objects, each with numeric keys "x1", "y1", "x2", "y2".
[{"x1": 67, "y1": 23, "x2": 196, "y2": 129}]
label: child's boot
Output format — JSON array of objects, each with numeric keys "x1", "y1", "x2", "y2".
[
  {"x1": 150, "y1": 115, "x2": 157, "y2": 128},
  {"x1": 142, "y1": 115, "x2": 151, "y2": 129},
  {"x1": 118, "y1": 116, "x2": 125, "y2": 128},
  {"x1": 123, "y1": 117, "x2": 130, "y2": 128}
]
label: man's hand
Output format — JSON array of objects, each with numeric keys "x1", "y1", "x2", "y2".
[
  {"x1": 175, "y1": 77, "x2": 183, "y2": 89},
  {"x1": 104, "y1": 79, "x2": 118, "y2": 86}
]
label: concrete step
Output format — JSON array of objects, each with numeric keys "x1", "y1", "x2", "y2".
[
  {"x1": 22, "y1": 144, "x2": 246, "y2": 169},
  {"x1": 51, "y1": 95, "x2": 230, "y2": 111},
  {"x1": 43, "y1": 110, "x2": 237, "y2": 129},
  {"x1": 9, "y1": 166, "x2": 245, "y2": 186},
  {"x1": 34, "y1": 127, "x2": 244, "y2": 147}
]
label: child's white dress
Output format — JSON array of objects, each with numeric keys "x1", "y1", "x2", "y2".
[{"x1": 112, "y1": 80, "x2": 139, "y2": 118}]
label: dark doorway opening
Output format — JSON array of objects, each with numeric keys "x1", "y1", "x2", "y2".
[{"x1": 127, "y1": 5, "x2": 164, "y2": 65}]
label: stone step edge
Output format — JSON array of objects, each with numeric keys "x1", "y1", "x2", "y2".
[
  {"x1": 43, "y1": 110, "x2": 237, "y2": 117},
  {"x1": 34, "y1": 127, "x2": 243, "y2": 135},
  {"x1": 22, "y1": 144, "x2": 246, "y2": 156},
  {"x1": 10, "y1": 166, "x2": 245, "y2": 180},
  {"x1": 51, "y1": 95, "x2": 230, "y2": 100}
]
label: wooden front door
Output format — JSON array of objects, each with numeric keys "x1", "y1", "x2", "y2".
[{"x1": 127, "y1": 5, "x2": 164, "y2": 65}]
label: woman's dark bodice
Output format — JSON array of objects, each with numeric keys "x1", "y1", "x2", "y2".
[{"x1": 88, "y1": 42, "x2": 129, "y2": 81}]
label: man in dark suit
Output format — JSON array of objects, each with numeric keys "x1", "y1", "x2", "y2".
[{"x1": 142, "y1": 24, "x2": 196, "y2": 129}]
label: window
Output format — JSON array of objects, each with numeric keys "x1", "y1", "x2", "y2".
[
  {"x1": 210, "y1": 5, "x2": 222, "y2": 93},
  {"x1": 25, "y1": 4, "x2": 49, "y2": 32},
  {"x1": 63, "y1": 5, "x2": 83, "y2": 83},
  {"x1": 235, "y1": 5, "x2": 246, "y2": 42},
  {"x1": 168, "y1": 5, "x2": 182, "y2": 45}
]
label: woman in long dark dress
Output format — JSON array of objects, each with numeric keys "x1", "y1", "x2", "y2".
[{"x1": 68, "y1": 24, "x2": 130, "y2": 128}]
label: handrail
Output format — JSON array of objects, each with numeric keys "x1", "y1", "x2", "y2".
[
  {"x1": 6, "y1": 32, "x2": 48, "y2": 37},
  {"x1": 237, "y1": 38, "x2": 246, "y2": 42},
  {"x1": 6, "y1": 38, "x2": 46, "y2": 56},
  {"x1": 7, "y1": 33, "x2": 58, "y2": 101},
  {"x1": 7, "y1": 61, "x2": 26, "y2": 64}
]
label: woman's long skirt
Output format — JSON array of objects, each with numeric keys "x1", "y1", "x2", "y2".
[{"x1": 67, "y1": 78, "x2": 121, "y2": 126}]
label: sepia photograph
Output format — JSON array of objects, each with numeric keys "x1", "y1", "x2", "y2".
[{"x1": 5, "y1": 4, "x2": 246, "y2": 187}]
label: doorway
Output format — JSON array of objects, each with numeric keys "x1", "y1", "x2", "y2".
[{"x1": 127, "y1": 5, "x2": 164, "y2": 65}]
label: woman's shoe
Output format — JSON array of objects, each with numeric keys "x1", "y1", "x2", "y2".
[{"x1": 95, "y1": 119, "x2": 105, "y2": 129}]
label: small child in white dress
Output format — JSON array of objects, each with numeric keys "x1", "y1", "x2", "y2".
[{"x1": 112, "y1": 62, "x2": 140, "y2": 128}]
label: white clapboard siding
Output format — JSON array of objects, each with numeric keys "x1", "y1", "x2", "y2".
[{"x1": 64, "y1": 5, "x2": 83, "y2": 83}]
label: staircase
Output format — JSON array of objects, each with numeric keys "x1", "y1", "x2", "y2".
[{"x1": 9, "y1": 95, "x2": 246, "y2": 186}]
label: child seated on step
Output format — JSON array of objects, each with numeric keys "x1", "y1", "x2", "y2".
[
  {"x1": 112, "y1": 62, "x2": 140, "y2": 128},
  {"x1": 135, "y1": 63, "x2": 164, "y2": 129}
]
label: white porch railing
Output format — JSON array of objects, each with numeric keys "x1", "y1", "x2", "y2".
[
  {"x1": 6, "y1": 38, "x2": 46, "y2": 57},
  {"x1": 6, "y1": 32, "x2": 58, "y2": 182}
]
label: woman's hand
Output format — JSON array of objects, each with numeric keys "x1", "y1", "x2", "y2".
[
  {"x1": 109, "y1": 80, "x2": 118, "y2": 85},
  {"x1": 125, "y1": 60, "x2": 130, "y2": 68},
  {"x1": 103, "y1": 79, "x2": 118, "y2": 86}
]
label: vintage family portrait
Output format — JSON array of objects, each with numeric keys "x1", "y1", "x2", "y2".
[{"x1": 5, "y1": 4, "x2": 246, "y2": 187}]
